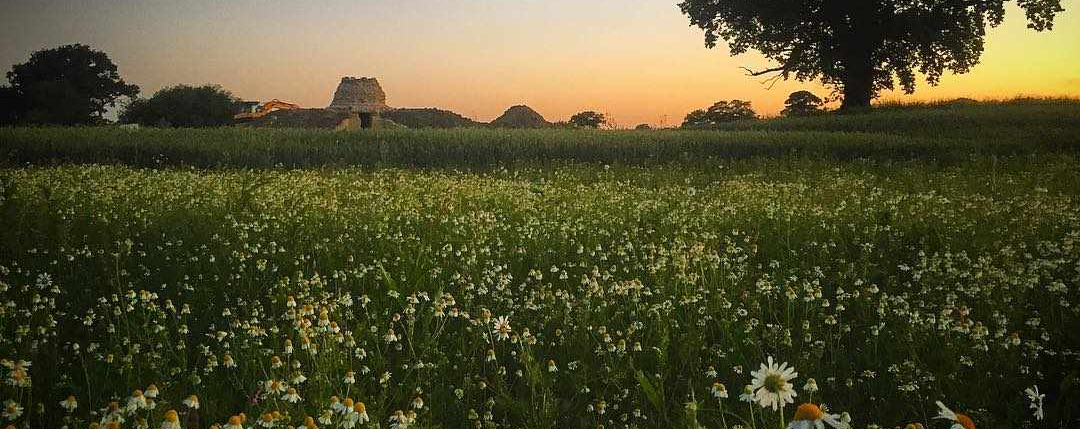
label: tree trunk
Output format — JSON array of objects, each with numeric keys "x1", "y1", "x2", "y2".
[{"x1": 839, "y1": 51, "x2": 874, "y2": 112}]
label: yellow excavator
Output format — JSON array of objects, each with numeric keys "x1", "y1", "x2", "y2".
[{"x1": 233, "y1": 99, "x2": 301, "y2": 122}]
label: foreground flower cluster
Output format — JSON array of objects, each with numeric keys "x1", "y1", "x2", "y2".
[{"x1": 0, "y1": 163, "x2": 1078, "y2": 428}]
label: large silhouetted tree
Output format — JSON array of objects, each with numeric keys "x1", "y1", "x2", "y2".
[
  {"x1": 5, "y1": 44, "x2": 139, "y2": 125},
  {"x1": 678, "y1": 1, "x2": 1063, "y2": 111}
]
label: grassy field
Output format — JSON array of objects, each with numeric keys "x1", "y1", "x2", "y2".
[{"x1": 1, "y1": 102, "x2": 1079, "y2": 429}]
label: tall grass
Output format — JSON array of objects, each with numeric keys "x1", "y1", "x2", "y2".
[{"x1": 1, "y1": 102, "x2": 1079, "y2": 169}]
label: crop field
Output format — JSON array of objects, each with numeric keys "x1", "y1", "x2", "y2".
[{"x1": 1, "y1": 102, "x2": 1079, "y2": 429}]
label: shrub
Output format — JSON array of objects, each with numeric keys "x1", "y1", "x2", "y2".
[
  {"x1": 682, "y1": 100, "x2": 756, "y2": 128},
  {"x1": 120, "y1": 84, "x2": 239, "y2": 128}
]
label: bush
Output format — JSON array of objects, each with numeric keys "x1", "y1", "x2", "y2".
[
  {"x1": 120, "y1": 84, "x2": 239, "y2": 128},
  {"x1": 569, "y1": 111, "x2": 607, "y2": 128},
  {"x1": 682, "y1": 100, "x2": 756, "y2": 128},
  {"x1": 781, "y1": 91, "x2": 826, "y2": 117}
]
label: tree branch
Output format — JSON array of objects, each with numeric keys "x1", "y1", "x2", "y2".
[{"x1": 739, "y1": 65, "x2": 787, "y2": 77}]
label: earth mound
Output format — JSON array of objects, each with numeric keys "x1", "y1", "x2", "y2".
[
  {"x1": 384, "y1": 108, "x2": 482, "y2": 129},
  {"x1": 490, "y1": 105, "x2": 552, "y2": 129}
]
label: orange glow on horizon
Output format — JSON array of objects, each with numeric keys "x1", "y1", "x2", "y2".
[{"x1": 1, "y1": 0, "x2": 1077, "y2": 127}]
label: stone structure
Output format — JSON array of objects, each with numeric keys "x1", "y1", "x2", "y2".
[{"x1": 327, "y1": 77, "x2": 390, "y2": 128}]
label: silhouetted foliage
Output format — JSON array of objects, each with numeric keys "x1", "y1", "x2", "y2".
[
  {"x1": 4, "y1": 44, "x2": 139, "y2": 125},
  {"x1": 635, "y1": 123, "x2": 652, "y2": 130},
  {"x1": 569, "y1": 111, "x2": 607, "y2": 128},
  {"x1": 120, "y1": 85, "x2": 239, "y2": 127},
  {"x1": 682, "y1": 100, "x2": 756, "y2": 128},
  {"x1": 679, "y1": 0, "x2": 1063, "y2": 111},
  {"x1": 781, "y1": 91, "x2": 826, "y2": 117},
  {"x1": 0, "y1": 86, "x2": 23, "y2": 126}
]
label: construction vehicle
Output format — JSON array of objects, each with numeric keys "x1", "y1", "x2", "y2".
[{"x1": 233, "y1": 99, "x2": 301, "y2": 122}]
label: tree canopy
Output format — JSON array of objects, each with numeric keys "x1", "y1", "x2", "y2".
[
  {"x1": 120, "y1": 84, "x2": 239, "y2": 128},
  {"x1": 678, "y1": 0, "x2": 1063, "y2": 111},
  {"x1": 3, "y1": 44, "x2": 139, "y2": 125},
  {"x1": 682, "y1": 100, "x2": 756, "y2": 128},
  {"x1": 781, "y1": 91, "x2": 826, "y2": 117},
  {"x1": 569, "y1": 111, "x2": 607, "y2": 128}
]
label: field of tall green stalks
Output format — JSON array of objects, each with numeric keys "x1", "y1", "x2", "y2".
[{"x1": 0, "y1": 102, "x2": 1078, "y2": 429}]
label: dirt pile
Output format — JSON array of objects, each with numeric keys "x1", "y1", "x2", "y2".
[
  {"x1": 490, "y1": 105, "x2": 552, "y2": 129},
  {"x1": 383, "y1": 108, "x2": 482, "y2": 129}
]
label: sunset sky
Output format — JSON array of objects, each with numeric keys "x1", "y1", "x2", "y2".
[{"x1": 2, "y1": 0, "x2": 1078, "y2": 127}]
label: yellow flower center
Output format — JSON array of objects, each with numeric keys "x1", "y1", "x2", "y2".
[
  {"x1": 793, "y1": 403, "x2": 824, "y2": 421},
  {"x1": 764, "y1": 373, "x2": 785, "y2": 392},
  {"x1": 229, "y1": 416, "x2": 243, "y2": 424},
  {"x1": 164, "y1": 410, "x2": 179, "y2": 422}
]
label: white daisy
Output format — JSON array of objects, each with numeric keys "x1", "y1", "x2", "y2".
[
  {"x1": 160, "y1": 410, "x2": 181, "y2": 429},
  {"x1": 223, "y1": 415, "x2": 245, "y2": 429},
  {"x1": 59, "y1": 395, "x2": 78, "y2": 413},
  {"x1": 282, "y1": 388, "x2": 301, "y2": 403},
  {"x1": 739, "y1": 384, "x2": 755, "y2": 402},
  {"x1": 3, "y1": 400, "x2": 24, "y2": 421},
  {"x1": 354, "y1": 402, "x2": 370, "y2": 424},
  {"x1": 126, "y1": 390, "x2": 148, "y2": 413},
  {"x1": 317, "y1": 409, "x2": 333, "y2": 425},
  {"x1": 750, "y1": 356, "x2": 798, "y2": 410},
  {"x1": 1024, "y1": 386, "x2": 1044, "y2": 421},
  {"x1": 492, "y1": 316, "x2": 512, "y2": 341},
  {"x1": 712, "y1": 382, "x2": 729, "y2": 399},
  {"x1": 787, "y1": 403, "x2": 849, "y2": 429}
]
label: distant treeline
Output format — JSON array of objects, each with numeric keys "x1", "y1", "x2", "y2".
[{"x1": 1, "y1": 102, "x2": 1078, "y2": 169}]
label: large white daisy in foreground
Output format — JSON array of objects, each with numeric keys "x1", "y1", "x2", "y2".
[{"x1": 750, "y1": 356, "x2": 798, "y2": 410}]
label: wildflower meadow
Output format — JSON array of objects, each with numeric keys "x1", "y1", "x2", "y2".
[{"x1": 1, "y1": 104, "x2": 1079, "y2": 429}]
